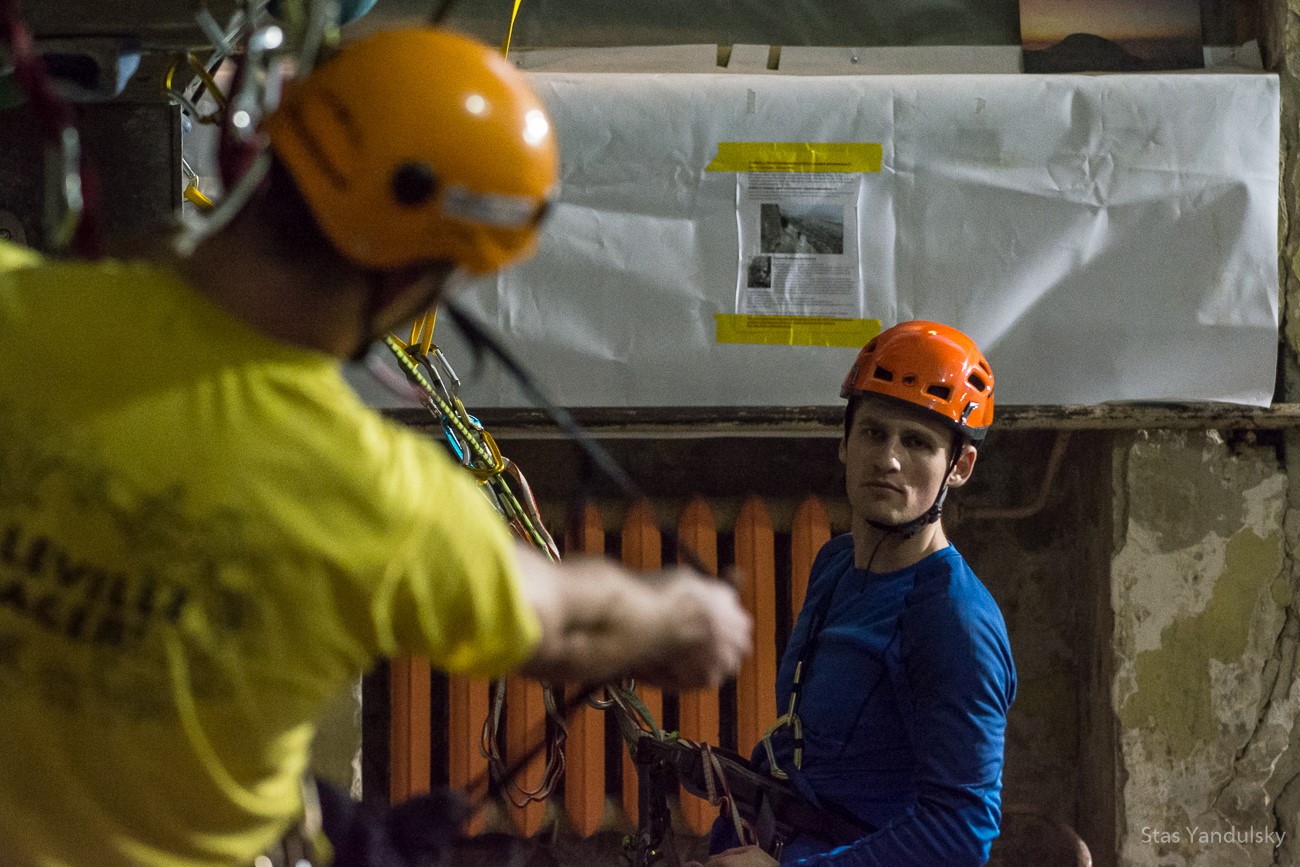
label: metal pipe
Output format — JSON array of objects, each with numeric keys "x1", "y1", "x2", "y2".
[{"x1": 956, "y1": 430, "x2": 1072, "y2": 523}]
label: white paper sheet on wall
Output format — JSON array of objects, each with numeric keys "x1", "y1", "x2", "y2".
[
  {"x1": 410, "y1": 72, "x2": 1279, "y2": 409},
  {"x1": 736, "y1": 171, "x2": 863, "y2": 317}
]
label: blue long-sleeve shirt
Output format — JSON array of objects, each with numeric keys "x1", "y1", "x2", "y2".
[{"x1": 763, "y1": 535, "x2": 1015, "y2": 866}]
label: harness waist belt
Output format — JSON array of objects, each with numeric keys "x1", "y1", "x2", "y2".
[{"x1": 636, "y1": 736, "x2": 870, "y2": 852}]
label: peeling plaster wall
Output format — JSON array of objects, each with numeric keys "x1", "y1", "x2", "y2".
[
  {"x1": 1113, "y1": 430, "x2": 1299, "y2": 867},
  {"x1": 311, "y1": 679, "x2": 364, "y2": 798}
]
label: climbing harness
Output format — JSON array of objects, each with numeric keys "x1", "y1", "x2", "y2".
[{"x1": 635, "y1": 736, "x2": 870, "y2": 860}]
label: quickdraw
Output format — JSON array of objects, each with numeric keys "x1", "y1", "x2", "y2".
[
  {"x1": 385, "y1": 314, "x2": 726, "y2": 860},
  {"x1": 173, "y1": 0, "x2": 339, "y2": 257},
  {"x1": 433, "y1": 300, "x2": 736, "y2": 867},
  {"x1": 387, "y1": 311, "x2": 570, "y2": 810},
  {"x1": 756, "y1": 533, "x2": 894, "y2": 784},
  {"x1": 387, "y1": 313, "x2": 560, "y2": 561}
]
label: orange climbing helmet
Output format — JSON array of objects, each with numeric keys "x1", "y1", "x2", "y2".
[
  {"x1": 841, "y1": 320, "x2": 995, "y2": 441},
  {"x1": 262, "y1": 27, "x2": 558, "y2": 273}
]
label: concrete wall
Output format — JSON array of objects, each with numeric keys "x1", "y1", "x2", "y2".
[
  {"x1": 1111, "y1": 431, "x2": 1298, "y2": 866},
  {"x1": 949, "y1": 429, "x2": 1116, "y2": 864}
]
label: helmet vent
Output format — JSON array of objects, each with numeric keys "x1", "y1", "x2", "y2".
[
  {"x1": 283, "y1": 103, "x2": 347, "y2": 190},
  {"x1": 531, "y1": 200, "x2": 553, "y2": 226},
  {"x1": 967, "y1": 373, "x2": 987, "y2": 392},
  {"x1": 926, "y1": 384, "x2": 952, "y2": 400},
  {"x1": 872, "y1": 365, "x2": 894, "y2": 382},
  {"x1": 392, "y1": 162, "x2": 438, "y2": 207}
]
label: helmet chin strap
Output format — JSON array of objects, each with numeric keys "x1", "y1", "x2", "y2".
[
  {"x1": 348, "y1": 271, "x2": 389, "y2": 363},
  {"x1": 866, "y1": 486, "x2": 948, "y2": 540},
  {"x1": 349, "y1": 266, "x2": 460, "y2": 362},
  {"x1": 864, "y1": 443, "x2": 963, "y2": 542}
]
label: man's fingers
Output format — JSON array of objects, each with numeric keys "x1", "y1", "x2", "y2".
[{"x1": 633, "y1": 572, "x2": 753, "y2": 689}]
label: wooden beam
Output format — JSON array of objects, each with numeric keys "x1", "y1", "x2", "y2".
[{"x1": 388, "y1": 403, "x2": 1300, "y2": 437}]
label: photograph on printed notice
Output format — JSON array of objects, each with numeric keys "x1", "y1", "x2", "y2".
[
  {"x1": 759, "y1": 202, "x2": 846, "y2": 255},
  {"x1": 1020, "y1": 0, "x2": 1204, "y2": 73}
]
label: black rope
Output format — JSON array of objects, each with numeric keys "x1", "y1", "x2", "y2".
[
  {"x1": 429, "y1": 0, "x2": 460, "y2": 24},
  {"x1": 442, "y1": 300, "x2": 639, "y2": 498},
  {"x1": 441, "y1": 299, "x2": 713, "y2": 578}
]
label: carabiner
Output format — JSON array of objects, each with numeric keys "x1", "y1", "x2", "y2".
[{"x1": 757, "y1": 711, "x2": 803, "y2": 780}]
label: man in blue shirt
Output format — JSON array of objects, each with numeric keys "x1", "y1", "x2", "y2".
[{"x1": 705, "y1": 320, "x2": 1016, "y2": 867}]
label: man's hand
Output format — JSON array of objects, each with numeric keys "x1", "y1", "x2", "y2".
[
  {"x1": 515, "y1": 545, "x2": 751, "y2": 689},
  {"x1": 622, "y1": 565, "x2": 751, "y2": 689}
]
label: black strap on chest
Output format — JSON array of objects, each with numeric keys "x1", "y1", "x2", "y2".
[{"x1": 635, "y1": 736, "x2": 871, "y2": 859}]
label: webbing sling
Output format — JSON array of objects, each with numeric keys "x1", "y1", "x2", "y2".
[{"x1": 636, "y1": 736, "x2": 870, "y2": 857}]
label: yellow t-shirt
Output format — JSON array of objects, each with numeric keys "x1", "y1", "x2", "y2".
[{"x1": 0, "y1": 259, "x2": 541, "y2": 867}]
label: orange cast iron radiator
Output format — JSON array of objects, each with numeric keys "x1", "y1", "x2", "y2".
[{"x1": 387, "y1": 494, "x2": 834, "y2": 837}]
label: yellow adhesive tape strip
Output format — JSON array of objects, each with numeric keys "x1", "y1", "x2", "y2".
[
  {"x1": 714, "y1": 314, "x2": 880, "y2": 347},
  {"x1": 706, "y1": 142, "x2": 882, "y2": 173}
]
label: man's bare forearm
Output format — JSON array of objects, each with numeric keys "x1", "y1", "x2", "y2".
[{"x1": 513, "y1": 545, "x2": 751, "y2": 689}]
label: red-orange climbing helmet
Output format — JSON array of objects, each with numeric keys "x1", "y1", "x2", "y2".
[
  {"x1": 261, "y1": 27, "x2": 558, "y2": 273},
  {"x1": 841, "y1": 320, "x2": 995, "y2": 441}
]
